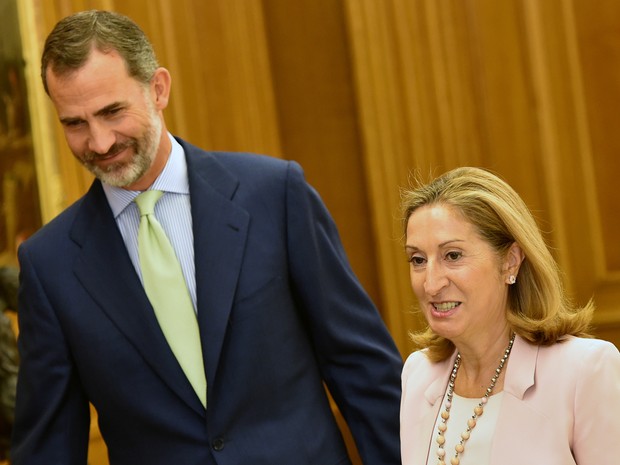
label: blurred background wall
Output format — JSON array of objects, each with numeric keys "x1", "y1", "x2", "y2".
[{"x1": 7, "y1": 0, "x2": 620, "y2": 463}]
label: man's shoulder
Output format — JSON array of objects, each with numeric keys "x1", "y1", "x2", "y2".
[
  {"x1": 177, "y1": 137, "x2": 292, "y2": 173},
  {"x1": 209, "y1": 150, "x2": 291, "y2": 174},
  {"x1": 26, "y1": 196, "x2": 84, "y2": 237}
]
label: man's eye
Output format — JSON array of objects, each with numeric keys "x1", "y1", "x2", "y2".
[{"x1": 63, "y1": 120, "x2": 84, "y2": 128}]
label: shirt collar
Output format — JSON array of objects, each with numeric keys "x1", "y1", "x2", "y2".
[{"x1": 103, "y1": 133, "x2": 189, "y2": 218}]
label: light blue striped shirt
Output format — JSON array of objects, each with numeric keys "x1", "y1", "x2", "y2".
[{"x1": 102, "y1": 133, "x2": 197, "y2": 311}]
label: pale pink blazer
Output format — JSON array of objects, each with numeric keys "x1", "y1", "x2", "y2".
[{"x1": 401, "y1": 335, "x2": 620, "y2": 465}]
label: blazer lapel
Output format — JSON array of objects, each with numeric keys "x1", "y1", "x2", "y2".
[
  {"x1": 491, "y1": 335, "x2": 539, "y2": 463},
  {"x1": 183, "y1": 143, "x2": 250, "y2": 392},
  {"x1": 416, "y1": 353, "x2": 456, "y2": 465},
  {"x1": 502, "y1": 335, "x2": 537, "y2": 399},
  {"x1": 71, "y1": 181, "x2": 205, "y2": 414}
]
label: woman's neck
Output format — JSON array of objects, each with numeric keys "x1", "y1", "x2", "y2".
[{"x1": 453, "y1": 328, "x2": 514, "y2": 398}]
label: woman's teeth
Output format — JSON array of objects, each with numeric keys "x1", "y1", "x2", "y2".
[{"x1": 433, "y1": 302, "x2": 459, "y2": 311}]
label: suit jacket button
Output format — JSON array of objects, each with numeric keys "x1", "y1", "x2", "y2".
[{"x1": 212, "y1": 438, "x2": 225, "y2": 451}]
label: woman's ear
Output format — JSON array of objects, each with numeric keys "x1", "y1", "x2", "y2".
[
  {"x1": 150, "y1": 67, "x2": 171, "y2": 110},
  {"x1": 504, "y1": 242, "x2": 525, "y2": 284}
]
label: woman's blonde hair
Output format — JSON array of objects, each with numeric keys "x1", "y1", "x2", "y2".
[{"x1": 402, "y1": 167, "x2": 593, "y2": 362}]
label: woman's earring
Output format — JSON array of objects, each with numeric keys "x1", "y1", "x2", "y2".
[{"x1": 508, "y1": 275, "x2": 516, "y2": 285}]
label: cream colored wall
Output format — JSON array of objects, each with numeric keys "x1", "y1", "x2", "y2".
[{"x1": 20, "y1": 1, "x2": 620, "y2": 463}]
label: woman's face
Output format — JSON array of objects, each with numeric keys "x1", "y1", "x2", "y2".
[{"x1": 405, "y1": 203, "x2": 513, "y2": 345}]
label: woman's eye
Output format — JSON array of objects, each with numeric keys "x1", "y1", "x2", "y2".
[
  {"x1": 445, "y1": 251, "x2": 462, "y2": 261},
  {"x1": 408, "y1": 255, "x2": 426, "y2": 266}
]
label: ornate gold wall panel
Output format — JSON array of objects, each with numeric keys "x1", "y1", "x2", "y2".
[
  {"x1": 572, "y1": 0, "x2": 620, "y2": 342},
  {"x1": 23, "y1": 1, "x2": 370, "y2": 463},
  {"x1": 260, "y1": 0, "x2": 381, "y2": 305},
  {"x1": 23, "y1": 0, "x2": 620, "y2": 366},
  {"x1": 32, "y1": 0, "x2": 282, "y2": 216},
  {"x1": 343, "y1": 0, "x2": 620, "y2": 352},
  {"x1": 14, "y1": 0, "x2": 620, "y2": 462}
]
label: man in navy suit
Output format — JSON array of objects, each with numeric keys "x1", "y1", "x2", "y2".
[{"x1": 11, "y1": 9, "x2": 402, "y2": 465}]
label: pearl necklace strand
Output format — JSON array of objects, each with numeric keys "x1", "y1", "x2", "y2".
[{"x1": 435, "y1": 333, "x2": 516, "y2": 465}]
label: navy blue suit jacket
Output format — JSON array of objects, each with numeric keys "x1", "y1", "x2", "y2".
[{"x1": 12, "y1": 138, "x2": 402, "y2": 464}]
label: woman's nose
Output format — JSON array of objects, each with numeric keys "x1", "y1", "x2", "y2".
[{"x1": 423, "y1": 262, "x2": 449, "y2": 295}]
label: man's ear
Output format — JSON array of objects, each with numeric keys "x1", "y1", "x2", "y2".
[
  {"x1": 150, "y1": 67, "x2": 171, "y2": 110},
  {"x1": 504, "y1": 242, "x2": 525, "y2": 284}
]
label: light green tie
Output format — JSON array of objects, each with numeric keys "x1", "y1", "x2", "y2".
[{"x1": 135, "y1": 190, "x2": 207, "y2": 407}]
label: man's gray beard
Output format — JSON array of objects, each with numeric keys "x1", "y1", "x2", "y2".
[{"x1": 83, "y1": 110, "x2": 162, "y2": 188}]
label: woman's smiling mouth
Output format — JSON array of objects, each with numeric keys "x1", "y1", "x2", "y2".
[{"x1": 432, "y1": 301, "x2": 461, "y2": 312}]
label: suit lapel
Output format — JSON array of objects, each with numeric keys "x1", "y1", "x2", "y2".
[
  {"x1": 183, "y1": 142, "x2": 250, "y2": 392},
  {"x1": 70, "y1": 142, "x2": 250, "y2": 411},
  {"x1": 70, "y1": 181, "x2": 205, "y2": 414}
]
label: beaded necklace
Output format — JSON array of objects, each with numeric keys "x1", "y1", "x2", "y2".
[{"x1": 435, "y1": 333, "x2": 516, "y2": 465}]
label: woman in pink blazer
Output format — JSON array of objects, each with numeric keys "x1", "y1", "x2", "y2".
[{"x1": 400, "y1": 167, "x2": 620, "y2": 465}]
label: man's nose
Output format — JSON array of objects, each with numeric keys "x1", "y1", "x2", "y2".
[{"x1": 87, "y1": 122, "x2": 115, "y2": 155}]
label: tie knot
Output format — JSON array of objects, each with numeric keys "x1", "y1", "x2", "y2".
[{"x1": 135, "y1": 190, "x2": 164, "y2": 216}]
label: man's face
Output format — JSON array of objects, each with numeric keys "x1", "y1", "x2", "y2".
[{"x1": 46, "y1": 48, "x2": 168, "y2": 190}]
